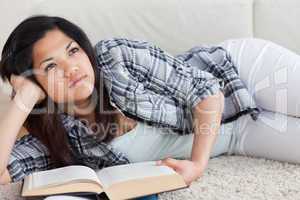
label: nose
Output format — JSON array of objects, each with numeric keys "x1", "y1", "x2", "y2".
[
  {"x1": 61, "y1": 59, "x2": 79, "y2": 78},
  {"x1": 65, "y1": 65, "x2": 79, "y2": 78}
]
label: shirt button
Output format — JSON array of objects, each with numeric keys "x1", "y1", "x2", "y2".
[{"x1": 138, "y1": 77, "x2": 144, "y2": 82}]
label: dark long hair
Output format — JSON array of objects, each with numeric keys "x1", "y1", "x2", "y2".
[{"x1": 0, "y1": 15, "x2": 118, "y2": 167}]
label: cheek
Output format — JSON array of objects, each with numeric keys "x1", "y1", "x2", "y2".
[
  {"x1": 88, "y1": 67, "x2": 95, "y2": 86},
  {"x1": 81, "y1": 56, "x2": 95, "y2": 85},
  {"x1": 52, "y1": 82, "x2": 69, "y2": 103},
  {"x1": 43, "y1": 76, "x2": 69, "y2": 103},
  {"x1": 48, "y1": 77, "x2": 94, "y2": 103}
]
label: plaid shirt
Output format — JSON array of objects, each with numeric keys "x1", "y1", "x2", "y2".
[
  {"x1": 7, "y1": 113, "x2": 130, "y2": 182},
  {"x1": 7, "y1": 38, "x2": 261, "y2": 182}
]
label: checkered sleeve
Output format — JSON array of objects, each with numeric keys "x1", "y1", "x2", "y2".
[
  {"x1": 176, "y1": 44, "x2": 261, "y2": 123},
  {"x1": 95, "y1": 38, "x2": 222, "y2": 133},
  {"x1": 7, "y1": 134, "x2": 53, "y2": 182},
  {"x1": 95, "y1": 38, "x2": 221, "y2": 108}
]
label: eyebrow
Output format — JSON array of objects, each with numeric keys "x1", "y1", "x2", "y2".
[
  {"x1": 39, "y1": 41, "x2": 74, "y2": 67},
  {"x1": 66, "y1": 41, "x2": 73, "y2": 51}
]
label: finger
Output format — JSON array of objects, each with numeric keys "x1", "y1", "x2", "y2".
[
  {"x1": 156, "y1": 160, "x2": 162, "y2": 165},
  {"x1": 159, "y1": 158, "x2": 179, "y2": 169},
  {"x1": 12, "y1": 75, "x2": 27, "y2": 88},
  {"x1": 10, "y1": 89, "x2": 16, "y2": 100},
  {"x1": 10, "y1": 74, "x2": 16, "y2": 85},
  {"x1": 10, "y1": 74, "x2": 24, "y2": 85}
]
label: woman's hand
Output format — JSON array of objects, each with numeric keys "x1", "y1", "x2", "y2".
[
  {"x1": 10, "y1": 74, "x2": 46, "y2": 109},
  {"x1": 156, "y1": 158, "x2": 207, "y2": 186}
]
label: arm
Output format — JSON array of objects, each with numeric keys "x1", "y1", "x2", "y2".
[
  {"x1": 0, "y1": 75, "x2": 45, "y2": 184},
  {"x1": 0, "y1": 92, "x2": 38, "y2": 183},
  {"x1": 191, "y1": 90, "x2": 224, "y2": 167},
  {"x1": 157, "y1": 91, "x2": 224, "y2": 185},
  {"x1": 96, "y1": 38, "x2": 225, "y2": 184}
]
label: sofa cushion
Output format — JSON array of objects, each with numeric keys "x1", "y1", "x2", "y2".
[
  {"x1": 254, "y1": 0, "x2": 300, "y2": 55},
  {"x1": 30, "y1": 0, "x2": 253, "y2": 55}
]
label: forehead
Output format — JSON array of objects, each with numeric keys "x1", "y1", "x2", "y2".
[{"x1": 32, "y1": 29, "x2": 73, "y2": 63}]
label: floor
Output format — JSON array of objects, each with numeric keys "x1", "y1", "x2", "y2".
[{"x1": 1, "y1": 155, "x2": 300, "y2": 200}]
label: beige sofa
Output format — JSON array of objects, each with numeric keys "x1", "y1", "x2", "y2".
[{"x1": 1, "y1": 0, "x2": 300, "y2": 199}]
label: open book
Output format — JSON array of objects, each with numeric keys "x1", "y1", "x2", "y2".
[{"x1": 21, "y1": 161, "x2": 187, "y2": 200}]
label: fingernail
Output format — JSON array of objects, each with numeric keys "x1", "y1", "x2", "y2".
[{"x1": 156, "y1": 160, "x2": 162, "y2": 165}]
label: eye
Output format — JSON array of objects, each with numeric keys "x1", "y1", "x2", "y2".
[
  {"x1": 68, "y1": 47, "x2": 79, "y2": 56},
  {"x1": 45, "y1": 63, "x2": 56, "y2": 72}
]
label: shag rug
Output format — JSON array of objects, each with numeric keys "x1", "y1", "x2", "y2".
[{"x1": 1, "y1": 155, "x2": 300, "y2": 200}]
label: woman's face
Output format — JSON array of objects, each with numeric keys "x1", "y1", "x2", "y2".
[{"x1": 32, "y1": 29, "x2": 95, "y2": 104}]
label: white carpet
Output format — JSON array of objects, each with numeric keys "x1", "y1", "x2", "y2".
[
  {"x1": 1, "y1": 155, "x2": 300, "y2": 200},
  {"x1": 159, "y1": 155, "x2": 300, "y2": 200}
]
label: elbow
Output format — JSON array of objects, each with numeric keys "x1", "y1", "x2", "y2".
[
  {"x1": 193, "y1": 90, "x2": 224, "y2": 116},
  {"x1": 0, "y1": 179, "x2": 9, "y2": 185},
  {"x1": 0, "y1": 169, "x2": 11, "y2": 185},
  {"x1": 0, "y1": 172, "x2": 6, "y2": 185},
  {"x1": 218, "y1": 90, "x2": 225, "y2": 113}
]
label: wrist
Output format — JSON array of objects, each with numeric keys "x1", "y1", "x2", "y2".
[
  {"x1": 192, "y1": 156, "x2": 209, "y2": 170},
  {"x1": 13, "y1": 90, "x2": 39, "y2": 113},
  {"x1": 192, "y1": 149, "x2": 210, "y2": 163},
  {"x1": 189, "y1": 160, "x2": 208, "y2": 179}
]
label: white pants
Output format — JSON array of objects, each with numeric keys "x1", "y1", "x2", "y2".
[
  {"x1": 220, "y1": 38, "x2": 300, "y2": 163},
  {"x1": 220, "y1": 38, "x2": 300, "y2": 118}
]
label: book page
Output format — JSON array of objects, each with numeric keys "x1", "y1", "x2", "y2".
[
  {"x1": 96, "y1": 161, "x2": 177, "y2": 189},
  {"x1": 31, "y1": 165, "x2": 101, "y2": 189}
]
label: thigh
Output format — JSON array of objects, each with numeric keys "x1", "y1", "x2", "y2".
[
  {"x1": 220, "y1": 38, "x2": 300, "y2": 117},
  {"x1": 232, "y1": 109, "x2": 300, "y2": 164}
]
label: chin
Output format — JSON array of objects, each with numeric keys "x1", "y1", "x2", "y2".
[
  {"x1": 73, "y1": 90, "x2": 93, "y2": 102},
  {"x1": 52, "y1": 82, "x2": 95, "y2": 103}
]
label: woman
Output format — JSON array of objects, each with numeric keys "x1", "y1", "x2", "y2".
[{"x1": 0, "y1": 15, "x2": 300, "y2": 199}]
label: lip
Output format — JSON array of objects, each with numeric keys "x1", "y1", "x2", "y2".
[{"x1": 69, "y1": 75, "x2": 87, "y2": 88}]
